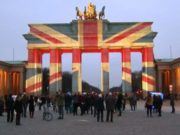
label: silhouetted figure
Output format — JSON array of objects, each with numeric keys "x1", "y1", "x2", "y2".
[
  {"x1": 96, "y1": 94, "x2": 104, "y2": 122},
  {"x1": 6, "y1": 95, "x2": 14, "y2": 122},
  {"x1": 106, "y1": 92, "x2": 116, "y2": 122}
]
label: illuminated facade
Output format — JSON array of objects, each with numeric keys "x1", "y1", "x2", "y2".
[
  {"x1": 155, "y1": 58, "x2": 180, "y2": 95},
  {"x1": 0, "y1": 61, "x2": 26, "y2": 97}
]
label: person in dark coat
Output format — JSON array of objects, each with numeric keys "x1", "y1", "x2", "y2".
[
  {"x1": 170, "y1": 94, "x2": 175, "y2": 113},
  {"x1": 105, "y1": 92, "x2": 116, "y2": 122},
  {"x1": 122, "y1": 93, "x2": 127, "y2": 111},
  {"x1": 129, "y1": 93, "x2": 136, "y2": 111},
  {"x1": 21, "y1": 93, "x2": 29, "y2": 117},
  {"x1": 28, "y1": 95, "x2": 35, "y2": 118},
  {"x1": 96, "y1": 94, "x2": 104, "y2": 122},
  {"x1": 0, "y1": 98, "x2": 4, "y2": 116},
  {"x1": 156, "y1": 95, "x2": 163, "y2": 117},
  {"x1": 14, "y1": 94, "x2": 23, "y2": 125},
  {"x1": 65, "y1": 93, "x2": 72, "y2": 114},
  {"x1": 116, "y1": 92, "x2": 123, "y2": 116},
  {"x1": 78, "y1": 93, "x2": 85, "y2": 116},
  {"x1": 153, "y1": 95, "x2": 158, "y2": 113},
  {"x1": 73, "y1": 93, "x2": 78, "y2": 115},
  {"x1": 5, "y1": 95, "x2": 14, "y2": 122},
  {"x1": 93, "y1": 93, "x2": 98, "y2": 117}
]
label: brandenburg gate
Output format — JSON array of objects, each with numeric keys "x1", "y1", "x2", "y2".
[{"x1": 23, "y1": 3, "x2": 157, "y2": 96}]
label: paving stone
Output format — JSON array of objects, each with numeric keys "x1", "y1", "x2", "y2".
[{"x1": 0, "y1": 105, "x2": 180, "y2": 135}]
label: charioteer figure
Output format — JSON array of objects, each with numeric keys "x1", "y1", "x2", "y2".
[{"x1": 76, "y1": 2, "x2": 105, "y2": 20}]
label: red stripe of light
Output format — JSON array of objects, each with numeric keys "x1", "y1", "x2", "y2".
[
  {"x1": 106, "y1": 22, "x2": 152, "y2": 43},
  {"x1": 142, "y1": 48, "x2": 154, "y2": 62},
  {"x1": 50, "y1": 72, "x2": 62, "y2": 82},
  {"x1": 30, "y1": 26, "x2": 64, "y2": 44},
  {"x1": 122, "y1": 67, "x2": 131, "y2": 75},
  {"x1": 101, "y1": 48, "x2": 109, "y2": 63},
  {"x1": 26, "y1": 82, "x2": 42, "y2": 93},
  {"x1": 50, "y1": 49, "x2": 62, "y2": 63},
  {"x1": 142, "y1": 76, "x2": 154, "y2": 85},
  {"x1": 122, "y1": 48, "x2": 131, "y2": 63},
  {"x1": 83, "y1": 21, "x2": 98, "y2": 48},
  {"x1": 72, "y1": 49, "x2": 81, "y2": 63}
]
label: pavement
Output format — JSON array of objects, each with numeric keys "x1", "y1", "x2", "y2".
[{"x1": 0, "y1": 101, "x2": 180, "y2": 135}]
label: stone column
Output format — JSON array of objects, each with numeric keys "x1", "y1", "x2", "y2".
[
  {"x1": 122, "y1": 48, "x2": 132, "y2": 93},
  {"x1": 72, "y1": 49, "x2": 82, "y2": 93},
  {"x1": 20, "y1": 72, "x2": 24, "y2": 93},
  {"x1": 0, "y1": 70, "x2": 4, "y2": 97},
  {"x1": 176, "y1": 68, "x2": 180, "y2": 95},
  {"x1": 101, "y1": 48, "x2": 109, "y2": 93},
  {"x1": 8, "y1": 72, "x2": 13, "y2": 94},
  {"x1": 49, "y1": 49, "x2": 62, "y2": 93},
  {"x1": 171, "y1": 69, "x2": 177, "y2": 94},
  {"x1": 13, "y1": 73, "x2": 17, "y2": 94},
  {"x1": 6, "y1": 72, "x2": 10, "y2": 95},
  {"x1": 164, "y1": 71, "x2": 168, "y2": 93},
  {"x1": 142, "y1": 47, "x2": 155, "y2": 97},
  {"x1": 13, "y1": 72, "x2": 16, "y2": 95},
  {"x1": 25, "y1": 49, "x2": 42, "y2": 94},
  {"x1": 158, "y1": 70, "x2": 162, "y2": 92},
  {"x1": 17, "y1": 73, "x2": 20, "y2": 94}
]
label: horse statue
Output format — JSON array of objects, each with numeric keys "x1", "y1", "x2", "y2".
[
  {"x1": 99, "y1": 6, "x2": 105, "y2": 20},
  {"x1": 84, "y1": 6, "x2": 90, "y2": 20},
  {"x1": 93, "y1": 5, "x2": 97, "y2": 20},
  {"x1": 75, "y1": 7, "x2": 83, "y2": 20}
]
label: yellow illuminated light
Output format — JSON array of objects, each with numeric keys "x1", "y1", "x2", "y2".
[{"x1": 177, "y1": 68, "x2": 180, "y2": 94}]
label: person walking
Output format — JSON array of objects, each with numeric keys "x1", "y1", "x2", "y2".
[
  {"x1": 96, "y1": 94, "x2": 104, "y2": 122},
  {"x1": 6, "y1": 95, "x2": 14, "y2": 122},
  {"x1": 106, "y1": 92, "x2": 116, "y2": 122},
  {"x1": 146, "y1": 93, "x2": 153, "y2": 117},
  {"x1": 14, "y1": 94, "x2": 23, "y2": 125}
]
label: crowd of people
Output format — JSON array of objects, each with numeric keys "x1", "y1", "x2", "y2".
[{"x1": 0, "y1": 90, "x2": 175, "y2": 126}]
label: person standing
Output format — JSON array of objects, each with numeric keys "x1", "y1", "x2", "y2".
[
  {"x1": 73, "y1": 93, "x2": 78, "y2": 115},
  {"x1": 157, "y1": 95, "x2": 163, "y2": 117},
  {"x1": 96, "y1": 94, "x2": 104, "y2": 122},
  {"x1": 129, "y1": 93, "x2": 136, "y2": 112},
  {"x1": 106, "y1": 92, "x2": 116, "y2": 122},
  {"x1": 56, "y1": 90, "x2": 64, "y2": 119},
  {"x1": 170, "y1": 94, "x2": 175, "y2": 113},
  {"x1": 0, "y1": 98, "x2": 4, "y2": 116},
  {"x1": 146, "y1": 93, "x2": 153, "y2": 117},
  {"x1": 6, "y1": 95, "x2": 14, "y2": 122},
  {"x1": 21, "y1": 93, "x2": 29, "y2": 117},
  {"x1": 122, "y1": 93, "x2": 126, "y2": 111},
  {"x1": 93, "y1": 93, "x2": 98, "y2": 117},
  {"x1": 28, "y1": 95, "x2": 35, "y2": 118},
  {"x1": 14, "y1": 94, "x2": 23, "y2": 125},
  {"x1": 116, "y1": 92, "x2": 123, "y2": 116}
]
